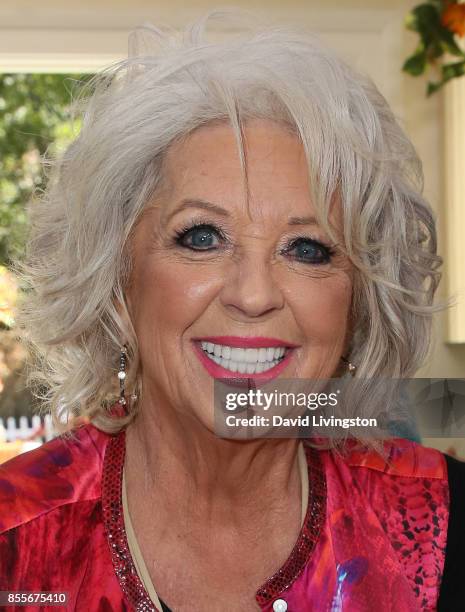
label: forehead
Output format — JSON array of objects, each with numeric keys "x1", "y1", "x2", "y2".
[{"x1": 161, "y1": 119, "x2": 315, "y2": 219}]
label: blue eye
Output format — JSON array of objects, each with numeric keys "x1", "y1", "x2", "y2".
[
  {"x1": 175, "y1": 224, "x2": 222, "y2": 250},
  {"x1": 285, "y1": 237, "x2": 334, "y2": 264}
]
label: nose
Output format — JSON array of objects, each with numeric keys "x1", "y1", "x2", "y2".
[{"x1": 219, "y1": 254, "x2": 285, "y2": 320}]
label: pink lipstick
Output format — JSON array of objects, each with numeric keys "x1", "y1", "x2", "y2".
[{"x1": 191, "y1": 335, "x2": 298, "y2": 383}]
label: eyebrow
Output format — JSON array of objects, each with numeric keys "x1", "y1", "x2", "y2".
[
  {"x1": 287, "y1": 215, "x2": 319, "y2": 226},
  {"x1": 165, "y1": 199, "x2": 230, "y2": 222},
  {"x1": 166, "y1": 198, "x2": 320, "y2": 226}
]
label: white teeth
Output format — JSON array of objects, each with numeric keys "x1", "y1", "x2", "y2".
[
  {"x1": 231, "y1": 347, "x2": 245, "y2": 362},
  {"x1": 245, "y1": 348, "x2": 258, "y2": 363},
  {"x1": 199, "y1": 341, "x2": 289, "y2": 374}
]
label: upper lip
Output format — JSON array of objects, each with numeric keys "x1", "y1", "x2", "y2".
[{"x1": 192, "y1": 336, "x2": 299, "y2": 349}]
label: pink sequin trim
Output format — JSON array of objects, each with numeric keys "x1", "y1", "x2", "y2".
[
  {"x1": 255, "y1": 443, "x2": 326, "y2": 605},
  {"x1": 102, "y1": 430, "x2": 157, "y2": 611}
]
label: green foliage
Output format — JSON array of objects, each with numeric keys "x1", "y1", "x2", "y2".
[
  {"x1": 403, "y1": 1, "x2": 465, "y2": 95},
  {"x1": 403, "y1": 49, "x2": 428, "y2": 76},
  {"x1": 0, "y1": 73, "x2": 90, "y2": 266}
]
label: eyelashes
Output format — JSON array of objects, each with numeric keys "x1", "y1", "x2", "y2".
[
  {"x1": 173, "y1": 222, "x2": 336, "y2": 265},
  {"x1": 174, "y1": 223, "x2": 226, "y2": 251},
  {"x1": 280, "y1": 236, "x2": 336, "y2": 265}
]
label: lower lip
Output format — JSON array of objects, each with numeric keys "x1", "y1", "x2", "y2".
[{"x1": 192, "y1": 342, "x2": 294, "y2": 384}]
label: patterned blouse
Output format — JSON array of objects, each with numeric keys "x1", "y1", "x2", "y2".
[{"x1": 0, "y1": 422, "x2": 452, "y2": 611}]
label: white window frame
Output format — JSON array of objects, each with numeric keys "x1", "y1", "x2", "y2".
[{"x1": 444, "y1": 79, "x2": 465, "y2": 343}]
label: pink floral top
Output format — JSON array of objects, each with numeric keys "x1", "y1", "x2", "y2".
[{"x1": 0, "y1": 423, "x2": 449, "y2": 611}]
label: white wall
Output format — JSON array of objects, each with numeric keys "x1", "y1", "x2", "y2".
[{"x1": 1, "y1": 0, "x2": 464, "y2": 377}]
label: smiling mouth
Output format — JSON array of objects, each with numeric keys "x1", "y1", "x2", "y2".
[{"x1": 199, "y1": 341, "x2": 288, "y2": 375}]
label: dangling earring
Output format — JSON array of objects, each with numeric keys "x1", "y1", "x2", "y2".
[
  {"x1": 118, "y1": 344, "x2": 128, "y2": 407},
  {"x1": 340, "y1": 355, "x2": 357, "y2": 377},
  {"x1": 107, "y1": 344, "x2": 130, "y2": 418}
]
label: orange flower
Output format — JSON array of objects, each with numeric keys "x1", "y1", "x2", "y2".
[{"x1": 442, "y1": 2, "x2": 465, "y2": 37}]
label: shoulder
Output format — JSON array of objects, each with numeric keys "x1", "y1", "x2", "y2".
[
  {"x1": 0, "y1": 423, "x2": 112, "y2": 534},
  {"x1": 321, "y1": 439, "x2": 451, "y2": 608},
  {"x1": 341, "y1": 440, "x2": 465, "y2": 611},
  {"x1": 319, "y1": 438, "x2": 450, "y2": 551},
  {"x1": 337, "y1": 438, "x2": 449, "y2": 519}
]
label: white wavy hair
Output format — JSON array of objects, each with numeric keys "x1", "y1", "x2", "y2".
[{"x1": 16, "y1": 9, "x2": 442, "y2": 437}]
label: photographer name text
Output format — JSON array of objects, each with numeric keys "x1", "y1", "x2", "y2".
[{"x1": 225, "y1": 414, "x2": 378, "y2": 429}]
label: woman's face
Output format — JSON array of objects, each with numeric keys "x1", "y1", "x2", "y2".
[{"x1": 127, "y1": 120, "x2": 353, "y2": 428}]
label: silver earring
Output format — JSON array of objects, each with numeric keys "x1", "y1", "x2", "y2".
[
  {"x1": 106, "y1": 344, "x2": 130, "y2": 417},
  {"x1": 107, "y1": 345, "x2": 130, "y2": 418},
  {"x1": 341, "y1": 355, "x2": 357, "y2": 377},
  {"x1": 108, "y1": 344, "x2": 138, "y2": 418},
  {"x1": 118, "y1": 344, "x2": 128, "y2": 407}
]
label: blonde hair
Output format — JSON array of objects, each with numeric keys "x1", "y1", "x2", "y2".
[{"x1": 16, "y1": 9, "x2": 442, "y2": 438}]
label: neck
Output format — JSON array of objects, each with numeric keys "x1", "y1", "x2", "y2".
[{"x1": 124, "y1": 388, "x2": 302, "y2": 528}]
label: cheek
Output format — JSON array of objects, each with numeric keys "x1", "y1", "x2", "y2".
[
  {"x1": 284, "y1": 274, "x2": 352, "y2": 342},
  {"x1": 131, "y1": 258, "x2": 223, "y2": 336}
]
